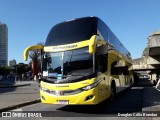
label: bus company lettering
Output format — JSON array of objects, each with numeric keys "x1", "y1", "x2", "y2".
[
  {"x1": 56, "y1": 85, "x2": 69, "y2": 87},
  {"x1": 53, "y1": 44, "x2": 77, "y2": 50}
]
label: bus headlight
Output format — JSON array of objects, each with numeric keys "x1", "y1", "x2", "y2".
[
  {"x1": 81, "y1": 79, "x2": 102, "y2": 91},
  {"x1": 40, "y1": 86, "x2": 50, "y2": 93},
  {"x1": 82, "y1": 84, "x2": 96, "y2": 90}
]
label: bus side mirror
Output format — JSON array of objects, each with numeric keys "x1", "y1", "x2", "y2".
[
  {"x1": 24, "y1": 45, "x2": 44, "y2": 61},
  {"x1": 89, "y1": 35, "x2": 106, "y2": 54},
  {"x1": 89, "y1": 35, "x2": 97, "y2": 54}
]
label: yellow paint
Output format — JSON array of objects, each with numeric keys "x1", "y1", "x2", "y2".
[
  {"x1": 40, "y1": 87, "x2": 99, "y2": 105},
  {"x1": 44, "y1": 40, "x2": 90, "y2": 52},
  {"x1": 40, "y1": 42, "x2": 133, "y2": 105},
  {"x1": 41, "y1": 78, "x2": 96, "y2": 90},
  {"x1": 40, "y1": 78, "x2": 98, "y2": 104},
  {"x1": 89, "y1": 35, "x2": 106, "y2": 54},
  {"x1": 23, "y1": 36, "x2": 133, "y2": 105},
  {"x1": 89, "y1": 35, "x2": 97, "y2": 54},
  {"x1": 40, "y1": 76, "x2": 111, "y2": 104},
  {"x1": 44, "y1": 35, "x2": 106, "y2": 53}
]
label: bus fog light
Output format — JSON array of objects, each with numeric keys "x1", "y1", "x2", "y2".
[
  {"x1": 85, "y1": 95, "x2": 93, "y2": 101},
  {"x1": 41, "y1": 96, "x2": 46, "y2": 101}
]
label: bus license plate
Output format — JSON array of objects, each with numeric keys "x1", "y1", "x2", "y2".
[{"x1": 57, "y1": 100, "x2": 69, "y2": 105}]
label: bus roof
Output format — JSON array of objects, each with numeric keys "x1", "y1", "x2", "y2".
[{"x1": 45, "y1": 16, "x2": 131, "y2": 59}]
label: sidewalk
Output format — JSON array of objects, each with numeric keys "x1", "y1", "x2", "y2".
[
  {"x1": 0, "y1": 81, "x2": 31, "y2": 88},
  {"x1": 0, "y1": 81, "x2": 40, "y2": 111},
  {"x1": 0, "y1": 77, "x2": 37, "y2": 87},
  {"x1": 137, "y1": 78, "x2": 160, "y2": 111},
  {"x1": 142, "y1": 87, "x2": 160, "y2": 111}
]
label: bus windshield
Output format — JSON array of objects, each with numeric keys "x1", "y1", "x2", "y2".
[{"x1": 42, "y1": 47, "x2": 93, "y2": 80}]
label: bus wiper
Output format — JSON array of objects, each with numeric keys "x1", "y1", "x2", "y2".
[
  {"x1": 67, "y1": 73, "x2": 94, "y2": 80},
  {"x1": 42, "y1": 78, "x2": 55, "y2": 83},
  {"x1": 66, "y1": 74, "x2": 87, "y2": 80},
  {"x1": 67, "y1": 74, "x2": 85, "y2": 77},
  {"x1": 66, "y1": 69, "x2": 94, "y2": 78}
]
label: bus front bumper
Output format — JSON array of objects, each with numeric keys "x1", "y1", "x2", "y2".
[{"x1": 40, "y1": 87, "x2": 99, "y2": 105}]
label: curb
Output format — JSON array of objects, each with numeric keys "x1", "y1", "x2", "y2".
[
  {"x1": 0, "y1": 84, "x2": 31, "y2": 88},
  {"x1": 0, "y1": 99, "x2": 41, "y2": 112}
]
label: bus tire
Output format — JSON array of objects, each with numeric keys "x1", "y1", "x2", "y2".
[
  {"x1": 130, "y1": 78, "x2": 133, "y2": 87},
  {"x1": 110, "y1": 81, "x2": 116, "y2": 102}
]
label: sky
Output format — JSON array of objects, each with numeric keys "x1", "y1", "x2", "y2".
[{"x1": 0, "y1": 0, "x2": 160, "y2": 64}]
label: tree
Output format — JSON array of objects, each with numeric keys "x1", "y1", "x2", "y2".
[
  {"x1": 0, "y1": 66, "x2": 13, "y2": 75},
  {"x1": 142, "y1": 46, "x2": 149, "y2": 57},
  {"x1": 16, "y1": 63, "x2": 28, "y2": 75},
  {"x1": 29, "y1": 49, "x2": 41, "y2": 77},
  {"x1": 29, "y1": 43, "x2": 43, "y2": 77}
]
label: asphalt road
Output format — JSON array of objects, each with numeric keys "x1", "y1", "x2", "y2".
[
  {"x1": 4, "y1": 87, "x2": 144, "y2": 120},
  {"x1": 2, "y1": 78, "x2": 160, "y2": 120},
  {"x1": 0, "y1": 81, "x2": 39, "y2": 110}
]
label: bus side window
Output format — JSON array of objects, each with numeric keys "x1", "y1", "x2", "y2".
[
  {"x1": 111, "y1": 62, "x2": 119, "y2": 75},
  {"x1": 122, "y1": 67, "x2": 129, "y2": 75},
  {"x1": 97, "y1": 54, "x2": 107, "y2": 73},
  {"x1": 111, "y1": 62, "x2": 129, "y2": 75}
]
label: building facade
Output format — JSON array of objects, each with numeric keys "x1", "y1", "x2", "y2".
[
  {"x1": 0, "y1": 22, "x2": 8, "y2": 66},
  {"x1": 9, "y1": 59, "x2": 16, "y2": 68}
]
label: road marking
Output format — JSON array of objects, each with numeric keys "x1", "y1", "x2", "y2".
[
  {"x1": 131, "y1": 87, "x2": 143, "y2": 89},
  {"x1": 11, "y1": 108, "x2": 22, "y2": 111}
]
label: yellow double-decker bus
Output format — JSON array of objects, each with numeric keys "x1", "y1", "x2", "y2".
[{"x1": 24, "y1": 16, "x2": 133, "y2": 105}]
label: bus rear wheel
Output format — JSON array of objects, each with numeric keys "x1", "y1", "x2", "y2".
[{"x1": 110, "y1": 83, "x2": 116, "y2": 102}]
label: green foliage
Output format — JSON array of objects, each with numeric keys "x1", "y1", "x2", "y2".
[
  {"x1": 0, "y1": 63, "x2": 31, "y2": 75},
  {"x1": 142, "y1": 46, "x2": 149, "y2": 56},
  {"x1": 16, "y1": 63, "x2": 31, "y2": 74},
  {"x1": 28, "y1": 43, "x2": 43, "y2": 75},
  {"x1": 0, "y1": 66, "x2": 14, "y2": 75}
]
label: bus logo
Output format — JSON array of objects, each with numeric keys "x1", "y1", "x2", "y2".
[
  {"x1": 57, "y1": 91, "x2": 64, "y2": 95},
  {"x1": 56, "y1": 85, "x2": 69, "y2": 87},
  {"x1": 53, "y1": 44, "x2": 77, "y2": 50}
]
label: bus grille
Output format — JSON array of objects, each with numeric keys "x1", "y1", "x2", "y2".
[{"x1": 47, "y1": 89, "x2": 83, "y2": 96}]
